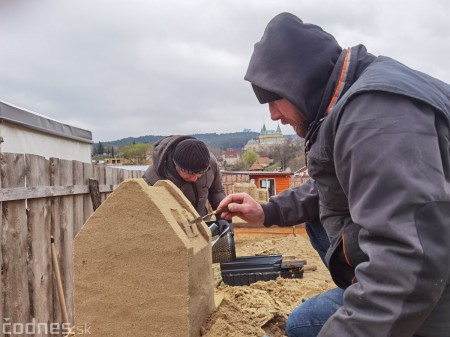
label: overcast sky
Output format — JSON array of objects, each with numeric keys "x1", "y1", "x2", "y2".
[{"x1": 1, "y1": 0, "x2": 449, "y2": 142}]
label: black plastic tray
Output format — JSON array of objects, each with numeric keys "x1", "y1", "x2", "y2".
[
  {"x1": 220, "y1": 255, "x2": 283, "y2": 286},
  {"x1": 222, "y1": 272, "x2": 280, "y2": 286}
]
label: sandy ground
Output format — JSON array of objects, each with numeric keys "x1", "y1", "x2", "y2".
[{"x1": 202, "y1": 225, "x2": 336, "y2": 337}]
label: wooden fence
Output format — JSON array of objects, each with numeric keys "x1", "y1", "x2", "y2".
[{"x1": 0, "y1": 153, "x2": 145, "y2": 337}]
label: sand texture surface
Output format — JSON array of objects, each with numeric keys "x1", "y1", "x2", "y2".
[
  {"x1": 73, "y1": 179, "x2": 215, "y2": 337},
  {"x1": 203, "y1": 229, "x2": 335, "y2": 337}
]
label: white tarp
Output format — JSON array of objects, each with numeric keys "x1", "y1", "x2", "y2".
[{"x1": 0, "y1": 100, "x2": 93, "y2": 163}]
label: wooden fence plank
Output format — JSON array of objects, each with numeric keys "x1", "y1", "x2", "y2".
[
  {"x1": 88, "y1": 179, "x2": 101, "y2": 212},
  {"x1": 93, "y1": 166, "x2": 106, "y2": 203},
  {"x1": 49, "y1": 159, "x2": 65, "y2": 337},
  {"x1": 1, "y1": 153, "x2": 31, "y2": 336},
  {"x1": 103, "y1": 166, "x2": 115, "y2": 204},
  {"x1": 117, "y1": 167, "x2": 125, "y2": 183},
  {"x1": 73, "y1": 161, "x2": 86, "y2": 237},
  {"x1": 111, "y1": 167, "x2": 119, "y2": 188},
  {"x1": 82, "y1": 164, "x2": 94, "y2": 224},
  {"x1": 49, "y1": 158, "x2": 62, "y2": 336},
  {"x1": 123, "y1": 169, "x2": 132, "y2": 180},
  {"x1": 51, "y1": 158, "x2": 75, "y2": 330},
  {"x1": 105, "y1": 167, "x2": 114, "y2": 199},
  {"x1": 26, "y1": 154, "x2": 53, "y2": 337}
]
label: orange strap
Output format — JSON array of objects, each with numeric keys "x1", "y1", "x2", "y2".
[
  {"x1": 341, "y1": 233, "x2": 353, "y2": 267},
  {"x1": 326, "y1": 48, "x2": 351, "y2": 114}
]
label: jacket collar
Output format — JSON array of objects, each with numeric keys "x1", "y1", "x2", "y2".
[{"x1": 305, "y1": 45, "x2": 375, "y2": 153}]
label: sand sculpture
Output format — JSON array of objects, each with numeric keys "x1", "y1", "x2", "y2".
[
  {"x1": 73, "y1": 179, "x2": 215, "y2": 337},
  {"x1": 232, "y1": 182, "x2": 269, "y2": 203}
]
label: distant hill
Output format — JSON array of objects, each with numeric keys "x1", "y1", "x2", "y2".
[
  {"x1": 96, "y1": 131, "x2": 301, "y2": 151},
  {"x1": 97, "y1": 132, "x2": 257, "y2": 150}
]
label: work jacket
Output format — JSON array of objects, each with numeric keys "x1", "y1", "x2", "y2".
[
  {"x1": 142, "y1": 135, "x2": 226, "y2": 216},
  {"x1": 262, "y1": 45, "x2": 450, "y2": 336},
  {"x1": 310, "y1": 46, "x2": 450, "y2": 337}
]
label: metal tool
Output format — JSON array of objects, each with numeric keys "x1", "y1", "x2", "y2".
[
  {"x1": 190, "y1": 199, "x2": 243, "y2": 224},
  {"x1": 189, "y1": 207, "x2": 227, "y2": 224}
]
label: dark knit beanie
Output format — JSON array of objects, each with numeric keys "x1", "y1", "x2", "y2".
[
  {"x1": 251, "y1": 83, "x2": 282, "y2": 104},
  {"x1": 173, "y1": 139, "x2": 210, "y2": 174}
]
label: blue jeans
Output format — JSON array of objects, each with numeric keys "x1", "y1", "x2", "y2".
[
  {"x1": 304, "y1": 220, "x2": 330, "y2": 265},
  {"x1": 285, "y1": 221, "x2": 343, "y2": 337},
  {"x1": 293, "y1": 221, "x2": 450, "y2": 336},
  {"x1": 286, "y1": 287, "x2": 344, "y2": 337}
]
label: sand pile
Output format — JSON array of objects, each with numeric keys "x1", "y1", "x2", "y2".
[{"x1": 203, "y1": 233, "x2": 335, "y2": 337}]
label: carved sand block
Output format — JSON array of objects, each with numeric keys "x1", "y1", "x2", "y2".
[
  {"x1": 232, "y1": 182, "x2": 269, "y2": 203},
  {"x1": 73, "y1": 179, "x2": 215, "y2": 337}
]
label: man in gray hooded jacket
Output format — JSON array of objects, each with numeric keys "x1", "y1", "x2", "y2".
[
  {"x1": 219, "y1": 12, "x2": 450, "y2": 337},
  {"x1": 143, "y1": 135, "x2": 226, "y2": 217}
]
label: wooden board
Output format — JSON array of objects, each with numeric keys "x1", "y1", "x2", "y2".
[
  {"x1": 26, "y1": 154, "x2": 53, "y2": 336},
  {"x1": 1, "y1": 153, "x2": 31, "y2": 329}
]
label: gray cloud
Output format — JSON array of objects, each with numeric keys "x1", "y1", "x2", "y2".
[{"x1": 1, "y1": 0, "x2": 449, "y2": 141}]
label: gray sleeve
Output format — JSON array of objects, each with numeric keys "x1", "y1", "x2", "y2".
[
  {"x1": 261, "y1": 178, "x2": 320, "y2": 227},
  {"x1": 319, "y1": 93, "x2": 450, "y2": 336},
  {"x1": 207, "y1": 159, "x2": 227, "y2": 210},
  {"x1": 142, "y1": 165, "x2": 157, "y2": 185}
]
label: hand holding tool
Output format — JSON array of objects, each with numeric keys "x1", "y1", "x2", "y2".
[{"x1": 189, "y1": 206, "x2": 230, "y2": 224}]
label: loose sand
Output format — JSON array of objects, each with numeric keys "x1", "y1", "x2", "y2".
[{"x1": 203, "y1": 226, "x2": 335, "y2": 337}]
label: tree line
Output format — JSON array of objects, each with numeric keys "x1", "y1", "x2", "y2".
[
  {"x1": 93, "y1": 142, "x2": 152, "y2": 165},
  {"x1": 92, "y1": 132, "x2": 305, "y2": 171},
  {"x1": 95, "y1": 131, "x2": 266, "y2": 152}
]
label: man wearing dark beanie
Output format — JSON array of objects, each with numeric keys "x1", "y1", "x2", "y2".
[
  {"x1": 172, "y1": 138, "x2": 210, "y2": 176},
  {"x1": 143, "y1": 135, "x2": 226, "y2": 217}
]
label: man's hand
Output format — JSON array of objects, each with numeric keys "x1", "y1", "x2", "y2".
[{"x1": 218, "y1": 193, "x2": 265, "y2": 224}]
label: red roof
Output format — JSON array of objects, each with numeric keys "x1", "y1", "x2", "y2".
[{"x1": 224, "y1": 149, "x2": 239, "y2": 158}]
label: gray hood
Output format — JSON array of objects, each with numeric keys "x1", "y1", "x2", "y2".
[{"x1": 245, "y1": 12, "x2": 342, "y2": 124}]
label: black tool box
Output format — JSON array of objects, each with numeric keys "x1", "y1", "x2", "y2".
[
  {"x1": 280, "y1": 259, "x2": 304, "y2": 279},
  {"x1": 220, "y1": 255, "x2": 304, "y2": 286}
]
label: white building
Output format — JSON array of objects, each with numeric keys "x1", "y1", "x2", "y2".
[
  {"x1": 0, "y1": 100, "x2": 93, "y2": 162},
  {"x1": 244, "y1": 123, "x2": 287, "y2": 153}
]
